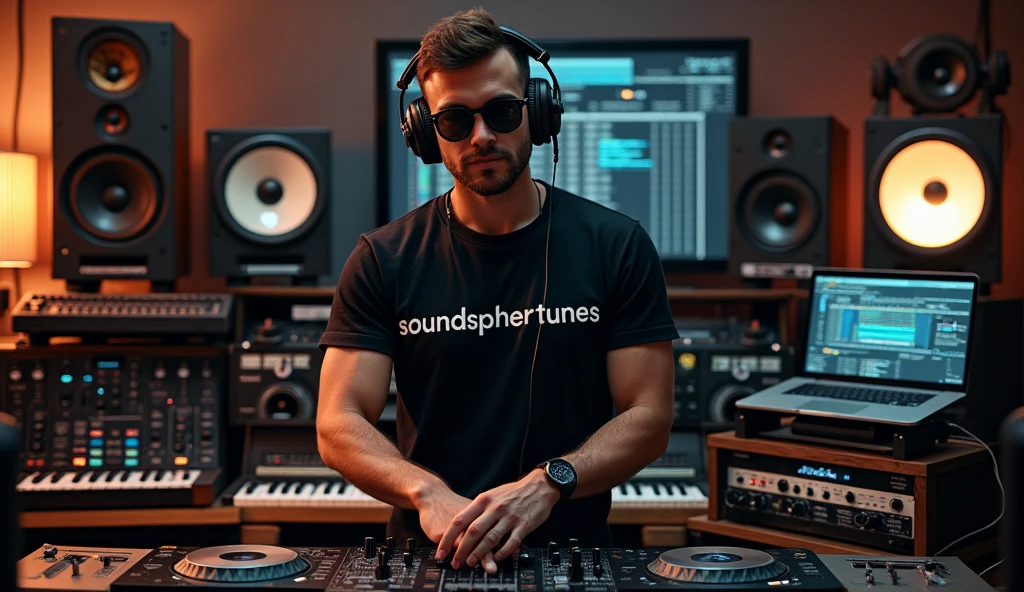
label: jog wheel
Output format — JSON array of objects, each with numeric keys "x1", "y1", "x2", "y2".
[
  {"x1": 647, "y1": 547, "x2": 788, "y2": 584},
  {"x1": 172, "y1": 545, "x2": 310, "y2": 583}
]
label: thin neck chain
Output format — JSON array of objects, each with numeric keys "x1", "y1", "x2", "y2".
[{"x1": 447, "y1": 181, "x2": 543, "y2": 224}]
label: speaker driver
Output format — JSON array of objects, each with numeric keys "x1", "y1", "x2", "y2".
[
  {"x1": 82, "y1": 35, "x2": 145, "y2": 95},
  {"x1": 738, "y1": 172, "x2": 819, "y2": 252},
  {"x1": 898, "y1": 35, "x2": 979, "y2": 113},
  {"x1": 64, "y1": 150, "x2": 161, "y2": 241},
  {"x1": 215, "y1": 135, "x2": 324, "y2": 244},
  {"x1": 876, "y1": 138, "x2": 987, "y2": 250}
]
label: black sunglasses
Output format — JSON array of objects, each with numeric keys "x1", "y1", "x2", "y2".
[{"x1": 430, "y1": 98, "x2": 528, "y2": 142}]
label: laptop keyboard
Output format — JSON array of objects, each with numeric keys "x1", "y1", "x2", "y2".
[{"x1": 784, "y1": 383, "x2": 936, "y2": 407}]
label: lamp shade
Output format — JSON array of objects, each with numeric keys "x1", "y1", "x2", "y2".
[{"x1": 0, "y1": 151, "x2": 38, "y2": 267}]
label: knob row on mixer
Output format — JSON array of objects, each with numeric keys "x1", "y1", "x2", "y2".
[{"x1": 726, "y1": 467, "x2": 914, "y2": 516}]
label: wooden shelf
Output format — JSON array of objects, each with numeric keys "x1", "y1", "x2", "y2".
[
  {"x1": 707, "y1": 431, "x2": 988, "y2": 477},
  {"x1": 20, "y1": 506, "x2": 241, "y2": 529},
  {"x1": 686, "y1": 514, "x2": 880, "y2": 555}
]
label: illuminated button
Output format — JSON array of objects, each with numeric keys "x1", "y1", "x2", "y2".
[
  {"x1": 126, "y1": 429, "x2": 139, "y2": 437},
  {"x1": 90, "y1": 438, "x2": 103, "y2": 447},
  {"x1": 125, "y1": 458, "x2": 139, "y2": 467},
  {"x1": 89, "y1": 449, "x2": 103, "y2": 457},
  {"x1": 88, "y1": 459, "x2": 102, "y2": 467},
  {"x1": 96, "y1": 387, "x2": 105, "y2": 395},
  {"x1": 174, "y1": 456, "x2": 188, "y2": 466},
  {"x1": 83, "y1": 374, "x2": 93, "y2": 383},
  {"x1": 125, "y1": 449, "x2": 139, "y2": 458},
  {"x1": 90, "y1": 430, "x2": 103, "y2": 438},
  {"x1": 125, "y1": 438, "x2": 139, "y2": 447},
  {"x1": 73, "y1": 457, "x2": 87, "y2": 467},
  {"x1": 61, "y1": 374, "x2": 73, "y2": 384}
]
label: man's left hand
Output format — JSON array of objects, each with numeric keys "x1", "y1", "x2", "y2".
[{"x1": 435, "y1": 468, "x2": 560, "y2": 573}]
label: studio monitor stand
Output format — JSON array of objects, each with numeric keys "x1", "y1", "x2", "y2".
[{"x1": 734, "y1": 408, "x2": 949, "y2": 460}]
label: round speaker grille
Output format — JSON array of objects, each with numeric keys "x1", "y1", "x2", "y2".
[
  {"x1": 738, "y1": 173, "x2": 819, "y2": 253},
  {"x1": 218, "y1": 140, "x2": 321, "y2": 243},
  {"x1": 83, "y1": 37, "x2": 145, "y2": 95},
  {"x1": 65, "y1": 150, "x2": 161, "y2": 241},
  {"x1": 878, "y1": 139, "x2": 985, "y2": 249},
  {"x1": 898, "y1": 35, "x2": 979, "y2": 113}
]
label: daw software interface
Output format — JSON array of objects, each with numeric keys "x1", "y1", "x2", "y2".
[
  {"x1": 804, "y1": 275, "x2": 975, "y2": 386},
  {"x1": 377, "y1": 40, "x2": 748, "y2": 268}
]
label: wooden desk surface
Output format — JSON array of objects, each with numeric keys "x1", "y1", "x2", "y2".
[
  {"x1": 19, "y1": 505, "x2": 706, "y2": 528},
  {"x1": 686, "y1": 514, "x2": 880, "y2": 555},
  {"x1": 20, "y1": 506, "x2": 241, "y2": 529}
]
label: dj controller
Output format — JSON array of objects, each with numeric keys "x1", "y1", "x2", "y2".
[{"x1": 17, "y1": 540, "x2": 995, "y2": 591}]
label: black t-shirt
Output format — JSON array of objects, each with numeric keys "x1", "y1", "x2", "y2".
[{"x1": 319, "y1": 180, "x2": 677, "y2": 546}]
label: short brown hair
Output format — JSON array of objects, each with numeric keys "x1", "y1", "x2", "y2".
[{"x1": 415, "y1": 8, "x2": 531, "y2": 95}]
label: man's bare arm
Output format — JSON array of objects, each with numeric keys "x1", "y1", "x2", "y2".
[
  {"x1": 315, "y1": 347, "x2": 445, "y2": 510},
  {"x1": 558, "y1": 339, "x2": 675, "y2": 498}
]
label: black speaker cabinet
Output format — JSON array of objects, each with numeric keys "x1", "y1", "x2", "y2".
[
  {"x1": 863, "y1": 114, "x2": 1003, "y2": 288},
  {"x1": 207, "y1": 129, "x2": 332, "y2": 285},
  {"x1": 51, "y1": 17, "x2": 190, "y2": 292},
  {"x1": 728, "y1": 116, "x2": 848, "y2": 281}
]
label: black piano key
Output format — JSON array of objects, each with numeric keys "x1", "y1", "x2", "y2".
[
  {"x1": 105, "y1": 471, "x2": 118, "y2": 482},
  {"x1": 655, "y1": 483, "x2": 667, "y2": 495},
  {"x1": 31, "y1": 472, "x2": 49, "y2": 484},
  {"x1": 269, "y1": 481, "x2": 285, "y2": 494},
  {"x1": 244, "y1": 481, "x2": 260, "y2": 494},
  {"x1": 119, "y1": 471, "x2": 132, "y2": 482},
  {"x1": 72, "y1": 472, "x2": 88, "y2": 483},
  {"x1": 88, "y1": 472, "x2": 104, "y2": 483}
]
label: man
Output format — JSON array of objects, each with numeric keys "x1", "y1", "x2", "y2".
[{"x1": 317, "y1": 8, "x2": 677, "y2": 575}]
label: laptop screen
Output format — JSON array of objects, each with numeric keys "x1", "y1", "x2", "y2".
[{"x1": 805, "y1": 273, "x2": 976, "y2": 387}]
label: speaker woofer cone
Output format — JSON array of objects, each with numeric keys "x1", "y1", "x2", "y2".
[
  {"x1": 64, "y1": 150, "x2": 162, "y2": 241},
  {"x1": 867, "y1": 129, "x2": 994, "y2": 255},
  {"x1": 213, "y1": 134, "x2": 326, "y2": 245},
  {"x1": 898, "y1": 34, "x2": 980, "y2": 113},
  {"x1": 737, "y1": 173, "x2": 819, "y2": 253}
]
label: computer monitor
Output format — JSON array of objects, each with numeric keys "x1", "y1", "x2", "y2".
[
  {"x1": 803, "y1": 270, "x2": 978, "y2": 389},
  {"x1": 376, "y1": 38, "x2": 749, "y2": 271}
]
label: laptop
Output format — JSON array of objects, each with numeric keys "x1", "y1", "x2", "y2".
[{"x1": 736, "y1": 268, "x2": 979, "y2": 425}]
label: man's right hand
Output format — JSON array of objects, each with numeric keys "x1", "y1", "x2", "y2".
[{"x1": 417, "y1": 486, "x2": 473, "y2": 543}]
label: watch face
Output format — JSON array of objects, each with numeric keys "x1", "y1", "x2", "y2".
[{"x1": 548, "y1": 460, "x2": 576, "y2": 485}]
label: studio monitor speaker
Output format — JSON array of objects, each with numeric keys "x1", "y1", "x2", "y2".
[
  {"x1": 51, "y1": 17, "x2": 190, "y2": 292},
  {"x1": 862, "y1": 114, "x2": 1003, "y2": 287},
  {"x1": 728, "y1": 116, "x2": 848, "y2": 281},
  {"x1": 207, "y1": 129, "x2": 332, "y2": 285}
]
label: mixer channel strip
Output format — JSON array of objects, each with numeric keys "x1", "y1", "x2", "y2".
[{"x1": 12, "y1": 292, "x2": 235, "y2": 337}]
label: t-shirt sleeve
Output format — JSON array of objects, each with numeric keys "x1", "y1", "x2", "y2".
[
  {"x1": 606, "y1": 222, "x2": 679, "y2": 350},
  {"x1": 318, "y1": 236, "x2": 395, "y2": 357}
]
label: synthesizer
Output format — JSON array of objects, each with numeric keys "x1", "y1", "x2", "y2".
[
  {"x1": 2, "y1": 346, "x2": 228, "y2": 510},
  {"x1": 222, "y1": 426, "x2": 706, "y2": 512},
  {"x1": 11, "y1": 292, "x2": 234, "y2": 342}
]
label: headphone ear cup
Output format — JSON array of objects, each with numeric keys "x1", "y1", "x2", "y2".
[
  {"x1": 406, "y1": 97, "x2": 442, "y2": 165},
  {"x1": 526, "y1": 78, "x2": 551, "y2": 146}
]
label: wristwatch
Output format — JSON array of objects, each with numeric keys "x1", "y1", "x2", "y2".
[{"x1": 536, "y1": 459, "x2": 577, "y2": 502}]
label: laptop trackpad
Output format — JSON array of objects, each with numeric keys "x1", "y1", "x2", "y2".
[{"x1": 798, "y1": 400, "x2": 870, "y2": 415}]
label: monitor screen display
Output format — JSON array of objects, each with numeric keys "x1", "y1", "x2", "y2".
[{"x1": 376, "y1": 38, "x2": 749, "y2": 270}]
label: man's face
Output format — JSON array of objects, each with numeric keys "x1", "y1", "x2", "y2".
[{"x1": 422, "y1": 48, "x2": 532, "y2": 196}]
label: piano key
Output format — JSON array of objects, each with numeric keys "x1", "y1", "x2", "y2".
[{"x1": 16, "y1": 468, "x2": 223, "y2": 509}]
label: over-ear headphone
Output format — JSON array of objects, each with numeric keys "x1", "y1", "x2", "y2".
[{"x1": 396, "y1": 26, "x2": 563, "y2": 165}]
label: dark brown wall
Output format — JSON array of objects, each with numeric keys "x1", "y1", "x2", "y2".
[{"x1": 0, "y1": 0, "x2": 1021, "y2": 327}]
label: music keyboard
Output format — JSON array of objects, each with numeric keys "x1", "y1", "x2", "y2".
[
  {"x1": 224, "y1": 476, "x2": 706, "y2": 510},
  {"x1": 611, "y1": 479, "x2": 707, "y2": 509},
  {"x1": 16, "y1": 468, "x2": 223, "y2": 510}
]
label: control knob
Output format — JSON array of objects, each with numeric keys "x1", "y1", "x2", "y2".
[
  {"x1": 890, "y1": 497, "x2": 904, "y2": 512},
  {"x1": 777, "y1": 479, "x2": 789, "y2": 493},
  {"x1": 751, "y1": 493, "x2": 771, "y2": 510},
  {"x1": 43, "y1": 545, "x2": 58, "y2": 560},
  {"x1": 846, "y1": 491, "x2": 856, "y2": 503},
  {"x1": 790, "y1": 500, "x2": 810, "y2": 517},
  {"x1": 854, "y1": 511, "x2": 881, "y2": 530},
  {"x1": 255, "y1": 318, "x2": 283, "y2": 343},
  {"x1": 364, "y1": 537, "x2": 375, "y2": 559},
  {"x1": 725, "y1": 488, "x2": 749, "y2": 507}
]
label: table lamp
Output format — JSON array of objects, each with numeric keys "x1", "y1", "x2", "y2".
[{"x1": 0, "y1": 151, "x2": 37, "y2": 311}]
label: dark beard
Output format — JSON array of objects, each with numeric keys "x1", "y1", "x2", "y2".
[{"x1": 445, "y1": 138, "x2": 533, "y2": 197}]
